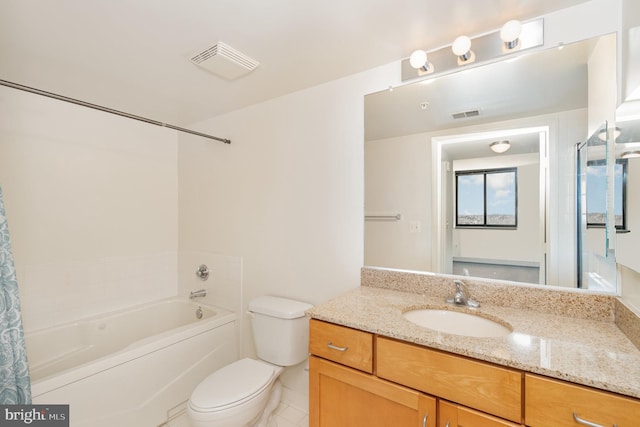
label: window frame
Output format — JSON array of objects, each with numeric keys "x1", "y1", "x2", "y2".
[{"x1": 455, "y1": 167, "x2": 518, "y2": 229}]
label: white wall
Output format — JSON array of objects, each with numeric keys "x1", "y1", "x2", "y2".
[
  {"x1": 0, "y1": 86, "x2": 179, "y2": 331},
  {"x1": 364, "y1": 133, "x2": 432, "y2": 271},
  {"x1": 588, "y1": 33, "x2": 618, "y2": 135},
  {"x1": 177, "y1": 63, "x2": 395, "y2": 310}
]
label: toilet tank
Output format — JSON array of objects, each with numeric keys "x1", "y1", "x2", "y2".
[{"x1": 248, "y1": 296, "x2": 313, "y2": 366}]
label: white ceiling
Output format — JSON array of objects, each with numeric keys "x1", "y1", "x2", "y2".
[{"x1": 0, "y1": 0, "x2": 590, "y2": 126}]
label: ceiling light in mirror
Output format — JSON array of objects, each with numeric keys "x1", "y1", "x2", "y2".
[
  {"x1": 621, "y1": 150, "x2": 640, "y2": 159},
  {"x1": 489, "y1": 140, "x2": 511, "y2": 153},
  {"x1": 598, "y1": 126, "x2": 621, "y2": 141}
]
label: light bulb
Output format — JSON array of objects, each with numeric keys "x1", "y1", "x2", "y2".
[
  {"x1": 500, "y1": 20, "x2": 522, "y2": 44},
  {"x1": 452, "y1": 36, "x2": 471, "y2": 56},
  {"x1": 409, "y1": 50, "x2": 428, "y2": 69}
]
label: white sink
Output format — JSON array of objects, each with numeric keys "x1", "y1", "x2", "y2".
[{"x1": 403, "y1": 309, "x2": 512, "y2": 338}]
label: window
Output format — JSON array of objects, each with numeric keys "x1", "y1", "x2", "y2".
[
  {"x1": 586, "y1": 159, "x2": 627, "y2": 230},
  {"x1": 456, "y1": 168, "x2": 517, "y2": 227}
]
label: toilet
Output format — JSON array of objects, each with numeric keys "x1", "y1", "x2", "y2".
[{"x1": 187, "y1": 296, "x2": 313, "y2": 427}]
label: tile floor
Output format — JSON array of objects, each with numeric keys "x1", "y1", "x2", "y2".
[
  {"x1": 270, "y1": 401, "x2": 308, "y2": 427},
  {"x1": 165, "y1": 400, "x2": 308, "y2": 427}
]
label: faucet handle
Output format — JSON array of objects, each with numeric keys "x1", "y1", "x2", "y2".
[
  {"x1": 453, "y1": 279, "x2": 467, "y2": 294},
  {"x1": 450, "y1": 280, "x2": 480, "y2": 308}
]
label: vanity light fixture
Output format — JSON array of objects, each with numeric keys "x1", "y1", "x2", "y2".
[
  {"x1": 621, "y1": 150, "x2": 640, "y2": 159},
  {"x1": 490, "y1": 140, "x2": 511, "y2": 153},
  {"x1": 409, "y1": 49, "x2": 434, "y2": 74},
  {"x1": 401, "y1": 18, "x2": 543, "y2": 82},
  {"x1": 452, "y1": 35, "x2": 475, "y2": 65},
  {"x1": 500, "y1": 20, "x2": 523, "y2": 52}
]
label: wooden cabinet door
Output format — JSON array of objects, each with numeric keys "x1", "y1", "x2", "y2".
[
  {"x1": 309, "y1": 355, "x2": 436, "y2": 427},
  {"x1": 439, "y1": 400, "x2": 523, "y2": 427}
]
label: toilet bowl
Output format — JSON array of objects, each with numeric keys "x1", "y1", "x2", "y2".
[
  {"x1": 187, "y1": 296, "x2": 312, "y2": 427},
  {"x1": 187, "y1": 358, "x2": 283, "y2": 427}
]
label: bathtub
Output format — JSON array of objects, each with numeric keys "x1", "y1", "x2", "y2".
[{"x1": 25, "y1": 297, "x2": 238, "y2": 427}]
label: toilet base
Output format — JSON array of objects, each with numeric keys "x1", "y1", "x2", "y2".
[{"x1": 252, "y1": 379, "x2": 282, "y2": 427}]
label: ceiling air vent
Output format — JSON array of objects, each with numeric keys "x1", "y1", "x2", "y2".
[
  {"x1": 451, "y1": 109, "x2": 480, "y2": 119},
  {"x1": 190, "y1": 42, "x2": 259, "y2": 80}
]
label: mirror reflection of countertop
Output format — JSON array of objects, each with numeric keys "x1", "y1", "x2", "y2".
[{"x1": 307, "y1": 281, "x2": 640, "y2": 399}]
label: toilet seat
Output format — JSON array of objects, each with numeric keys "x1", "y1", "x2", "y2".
[{"x1": 189, "y1": 358, "x2": 277, "y2": 413}]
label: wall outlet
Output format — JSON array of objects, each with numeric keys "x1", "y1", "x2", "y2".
[{"x1": 409, "y1": 221, "x2": 422, "y2": 233}]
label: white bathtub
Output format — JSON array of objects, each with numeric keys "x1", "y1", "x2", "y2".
[{"x1": 25, "y1": 297, "x2": 238, "y2": 427}]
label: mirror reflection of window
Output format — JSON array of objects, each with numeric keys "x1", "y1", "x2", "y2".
[
  {"x1": 586, "y1": 159, "x2": 627, "y2": 230},
  {"x1": 456, "y1": 168, "x2": 517, "y2": 227}
]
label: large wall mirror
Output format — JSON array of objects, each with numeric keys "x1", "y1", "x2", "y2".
[{"x1": 365, "y1": 33, "x2": 620, "y2": 292}]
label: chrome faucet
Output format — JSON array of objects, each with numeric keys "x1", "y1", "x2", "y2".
[
  {"x1": 446, "y1": 280, "x2": 480, "y2": 308},
  {"x1": 189, "y1": 289, "x2": 207, "y2": 299}
]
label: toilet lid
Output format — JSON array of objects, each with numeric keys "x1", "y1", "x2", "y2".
[{"x1": 190, "y1": 358, "x2": 276, "y2": 411}]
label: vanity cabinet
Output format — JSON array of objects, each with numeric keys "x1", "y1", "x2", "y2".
[
  {"x1": 309, "y1": 319, "x2": 639, "y2": 427},
  {"x1": 525, "y1": 374, "x2": 640, "y2": 427}
]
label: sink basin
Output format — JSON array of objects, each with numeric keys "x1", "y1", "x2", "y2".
[{"x1": 403, "y1": 309, "x2": 512, "y2": 338}]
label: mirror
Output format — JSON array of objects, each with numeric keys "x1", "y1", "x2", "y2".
[
  {"x1": 615, "y1": 100, "x2": 640, "y2": 275},
  {"x1": 365, "y1": 34, "x2": 618, "y2": 291}
]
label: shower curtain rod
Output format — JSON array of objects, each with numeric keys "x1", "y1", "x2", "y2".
[{"x1": 0, "y1": 79, "x2": 231, "y2": 144}]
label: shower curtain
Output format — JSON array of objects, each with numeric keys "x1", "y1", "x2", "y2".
[{"x1": 0, "y1": 186, "x2": 31, "y2": 404}]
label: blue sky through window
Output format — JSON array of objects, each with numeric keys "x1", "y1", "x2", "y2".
[
  {"x1": 457, "y1": 175, "x2": 483, "y2": 216},
  {"x1": 486, "y1": 172, "x2": 516, "y2": 216}
]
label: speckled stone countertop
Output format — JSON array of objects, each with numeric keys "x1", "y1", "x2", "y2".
[{"x1": 307, "y1": 268, "x2": 640, "y2": 399}]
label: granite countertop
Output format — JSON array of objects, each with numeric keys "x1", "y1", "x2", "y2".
[{"x1": 307, "y1": 285, "x2": 640, "y2": 399}]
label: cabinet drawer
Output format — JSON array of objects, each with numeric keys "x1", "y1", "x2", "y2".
[
  {"x1": 525, "y1": 374, "x2": 640, "y2": 427},
  {"x1": 377, "y1": 337, "x2": 522, "y2": 423},
  {"x1": 309, "y1": 319, "x2": 373, "y2": 373}
]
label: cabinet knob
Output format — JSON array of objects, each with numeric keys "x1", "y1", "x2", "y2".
[
  {"x1": 572, "y1": 412, "x2": 616, "y2": 427},
  {"x1": 327, "y1": 342, "x2": 349, "y2": 352}
]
